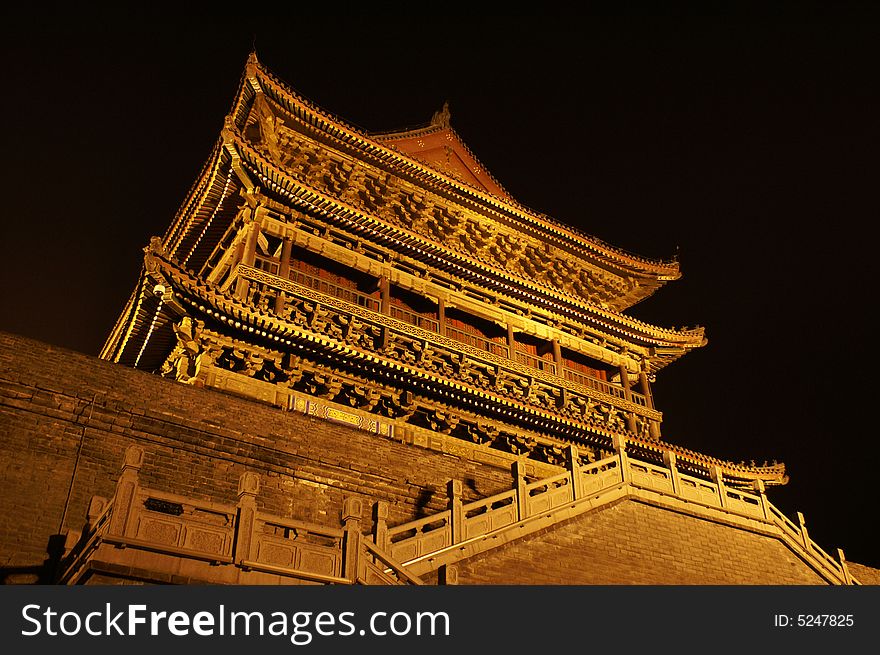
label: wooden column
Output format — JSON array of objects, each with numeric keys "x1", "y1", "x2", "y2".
[
  {"x1": 277, "y1": 236, "x2": 292, "y2": 278},
  {"x1": 639, "y1": 370, "x2": 655, "y2": 411},
  {"x1": 235, "y1": 219, "x2": 261, "y2": 299},
  {"x1": 274, "y1": 236, "x2": 293, "y2": 315},
  {"x1": 379, "y1": 275, "x2": 391, "y2": 349},
  {"x1": 438, "y1": 297, "x2": 447, "y2": 336},
  {"x1": 620, "y1": 364, "x2": 638, "y2": 434},
  {"x1": 619, "y1": 365, "x2": 632, "y2": 399},
  {"x1": 379, "y1": 275, "x2": 391, "y2": 314},
  {"x1": 242, "y1": 218, "x2": 260, "y2": 267},
  {"x1": 640, "y1": 363, "x2": 661, "y2": 439},
  {"x1": 551, "y1": 339, "x2": 562, "y2": 368},
  {"x1": 233, "y1": 232, "x2": 247, "y2": 267}
]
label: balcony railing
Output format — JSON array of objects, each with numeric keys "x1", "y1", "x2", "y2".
[
  {"x1": 389, "y1": 305, "x2": 440, "y2": 333},
  {"x1": 236, "y1": 264, "x2": 646, "y2": 407},
  {"x1": 287, "y1": 269, "x2": 381, "y2": 312},
  {"x1": 515, "y1": 349, "x2": 557, "y2": 375},
  {"x1": 445, "y1": 326, "x2": 509, "y2": 358}
]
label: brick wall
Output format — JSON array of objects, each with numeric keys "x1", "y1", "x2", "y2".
[
  {"x1": 847, "y1": 563, "x2": 880, "y2": 586},
  {"x1": 0, "y1": 332, "x2": 512, "y2": 578},
  {"x1": 446, "y1": 500, "x2": 828, "y2": 584},
  {"x1": 1, "y1": 331, "x2": 875, "y2": 584}
]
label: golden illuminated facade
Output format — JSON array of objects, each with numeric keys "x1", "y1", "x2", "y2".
[
  {"x1": 102, "y1": 53, "x2": 751, "y2": 482},
  {"x1": 82, "y1": 54, "x2": 862, "y2": 585}
]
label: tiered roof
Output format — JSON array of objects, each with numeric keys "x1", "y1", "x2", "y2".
[{"x1": 102, "y1": 54, "x2": 785, "y2": 487}]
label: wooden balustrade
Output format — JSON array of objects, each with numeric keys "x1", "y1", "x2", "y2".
[
  {"x1": 235, "y1": 263, "x2": 654, "y2": 424},
  {"x1": 445, "y1": 325, "x2": 509, "y2": 358},
  {"x1": 389, "y1": 305, "x2": 440, "y2": 332},
  {"x1": 287, "y1": 268, "x2": 381, "y2": 312},
  {"x1": 514, "y1": 349, "x2": 557, "y2": 375}
]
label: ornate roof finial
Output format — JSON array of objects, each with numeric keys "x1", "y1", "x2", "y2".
[{"x1": 431, "y1": 101, "x2": 451, "y2": 128}]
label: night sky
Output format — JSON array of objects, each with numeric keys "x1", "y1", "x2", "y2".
[{"x1": 2, "y1": 11, "x2": 878, "y2": 569}]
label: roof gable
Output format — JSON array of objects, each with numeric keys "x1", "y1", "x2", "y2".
[{"x1": 372, "y1": 106, "x2": 512, "y2": 200}]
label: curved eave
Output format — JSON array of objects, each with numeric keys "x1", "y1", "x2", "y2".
[
  {"x1": 241, "y1": 56, "x2": 681, "y2": 287},
  {"x1": 105, "y1": 274, "x2": 178, "y2": 372},
  {"x1": 225, "y1": 131, "x2": 705, "y2": 355},
  {"x1": 137, "y1": 251, "x2": 778, "y2": 487},
  {"x1": 160, "y1": 144, "x2": 243, "y2": 276}
]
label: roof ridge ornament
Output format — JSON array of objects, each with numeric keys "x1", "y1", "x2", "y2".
[{"x1": 431, "y1": 101, "x2": 451, "y2": 128}]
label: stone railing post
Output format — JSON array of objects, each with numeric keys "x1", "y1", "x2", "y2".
[
  {"x1": 372, "y1": 501, "x2": 389, "y2": 551},
  {"x1": 513, "y1": 460, "x2": 528, "y2": 521},
  {"x1": 611, "y1": 434, "x2": 629, "y2": 484},
  {"x1": 108, "y1": 445, "x2": 144, "y2": 537},
  {"x1": 566, "y1": 445, "x2": 581, "y2": 501},
  {"x1": 342, "y1": 497, "x2": 364, "y2": 583},
  {"x1": 837, "y1": 548, "x2": 854, "y2": 585},
  {"x1": 797, "y1": 512, "x2": 811, "y2": 551},
  {"x1": 235, "y1": 472, "x2": 260, "y2": 565},
  {"x1": 663, "y1": 451, "x2": 681, "y2": 496},
  {"x1": 439, "y1": 563, "x2": 459, "y2": 585},
  {"x1": 752, "y1": 479, "x2": 770, "y2": 520},
  {"x1": 710, "y1": 465, "x2": 727, "y2": 509},
  {"x1": 448, "y1": 480, "x2": 463, "y2": 544},
  {"x1": 86, "y1": 496, "x2": 109, "y2": 531}
]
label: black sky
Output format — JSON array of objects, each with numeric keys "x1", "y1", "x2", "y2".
[{"x1": 1, "y1": 10, "x2": 878, "y2": 568}]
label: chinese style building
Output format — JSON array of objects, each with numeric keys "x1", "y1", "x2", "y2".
[{"x1": 0, "y1": 54, "x2": 871, "y2": 585}]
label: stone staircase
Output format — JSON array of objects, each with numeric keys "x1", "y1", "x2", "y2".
[{"x1": 58, "y1": 440, "x2": 857, "y2": 585}]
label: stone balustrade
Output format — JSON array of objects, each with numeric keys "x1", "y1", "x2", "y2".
[{"x1": 59, "y1": 442, "x2": 857, "y2": 586}]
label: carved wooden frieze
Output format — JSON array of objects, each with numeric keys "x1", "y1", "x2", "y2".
[
  {"x1": 235, "y1": 264, "x2": 658, "y2": 419},
  {"x1": 244, "y1": 106, "x2": 636, "y2": 308}
]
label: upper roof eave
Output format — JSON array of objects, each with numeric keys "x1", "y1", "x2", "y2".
[
  {"x1": 237, "y1": 54, "x2": 681, "y2": 285},
  {"x1": 223, "y1": 131, "x2": 706, "y2": 352}
]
